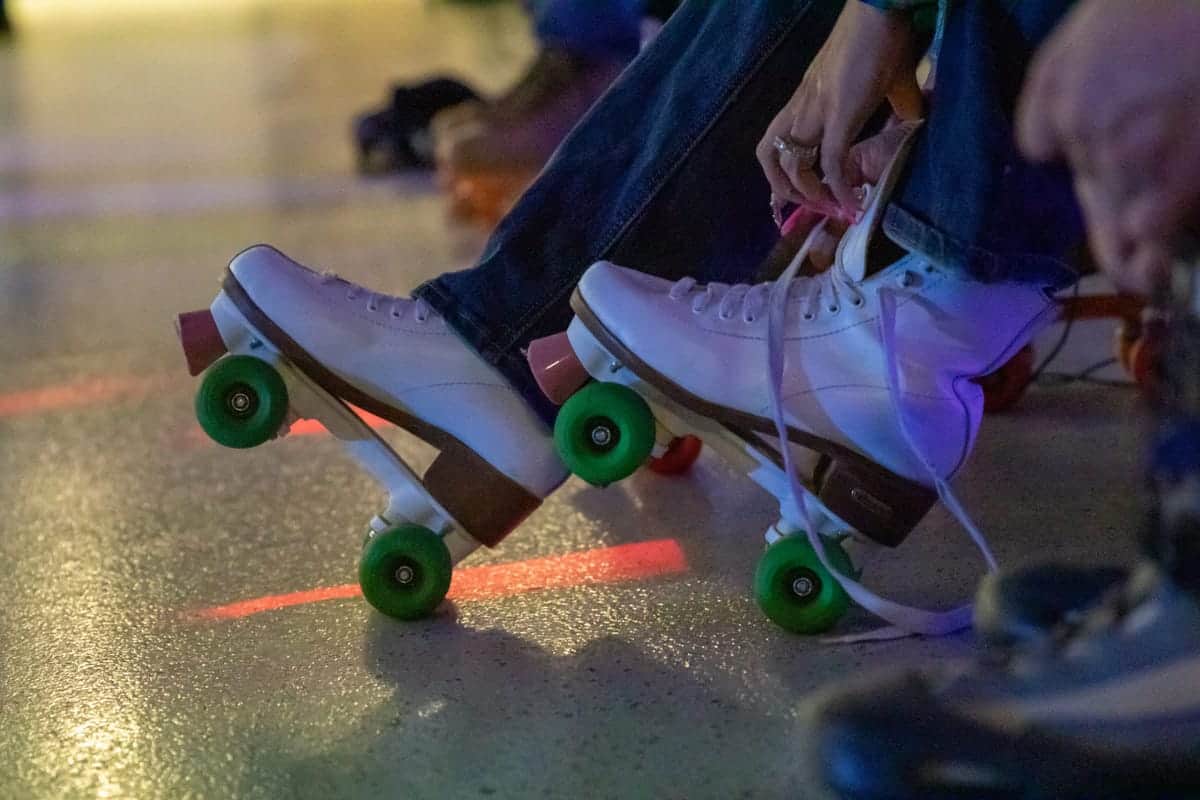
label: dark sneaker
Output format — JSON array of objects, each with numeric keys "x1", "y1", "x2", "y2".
[
  {"x1": 435, "y1": 48, "x2": 626, "y2": 176},
  {"x1": 973, "y1": 562, "x2": 1129, "y2": 648},
  {"x1": 353, "y1": 77, "x2": 480, "y2": 173},
  {"x1": 813, "y1": 563, "x2": 1200, "y2": 800}
]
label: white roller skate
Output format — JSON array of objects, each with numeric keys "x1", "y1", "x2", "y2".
[
  {"x1": 529, "y1": 127, "x2": 1059, "y2": 637},
  {"x1": 176, "y1": 245, "x2": 566, "y2": 619}
]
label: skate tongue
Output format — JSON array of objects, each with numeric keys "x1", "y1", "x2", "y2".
[{"x1": 837, "y1": 121, "x2": 924, "y2": 284}]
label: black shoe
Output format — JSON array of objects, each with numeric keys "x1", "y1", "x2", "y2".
[
  {"x1": 972, "y1": 562, "x2": 1128, "y2": 648},
  {"x1": 353, "y1": 77, "x2": 479, "y2": 174},
  {"x1": 812, "y1": 564, "x2": 1200, "y2": 800}
]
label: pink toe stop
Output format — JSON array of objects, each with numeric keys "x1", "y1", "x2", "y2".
[
  {"x1": 526, "y1": 332, "x2": 588, "y2": 406},
  {"x1": 176, "y1": 309, "x2": 227, "y2": 376}
]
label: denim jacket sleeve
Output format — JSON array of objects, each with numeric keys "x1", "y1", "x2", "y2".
[{"x1": 858, "y1": 0, "x2": 939, "y2": 11}]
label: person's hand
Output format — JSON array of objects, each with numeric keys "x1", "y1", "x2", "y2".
[
  {"x1": 792, "y1": 120, "x2": 922, "y2": 270},
  {"x1": 758, "y1": 1, "x2": 921, "y2": 212},
  {"x1": 1017, "y1": 0, "x2": 1200, "y2": 292}
]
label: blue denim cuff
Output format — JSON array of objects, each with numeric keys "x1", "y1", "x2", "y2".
[
  {"x1": 858, "y1": 0, "x2": 938, "y2": 12},
  {"x1": 883, "y1": 203, "x2": 1079, "y2": 290}
]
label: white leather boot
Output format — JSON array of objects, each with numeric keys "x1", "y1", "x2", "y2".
[
  {"x1": 570, "y1": 152, "x2": 1056, "y2": 502},
  {"x1": 213, "y1": 245, "x2": 567, "y2": 547},
  {"x1": 561, "y1": 130, "x2": 1060, "y2": 636}
]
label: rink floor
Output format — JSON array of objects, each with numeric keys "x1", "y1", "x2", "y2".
[{"x1": 0, "y1": 2, "x2": 1145, "y2": 798}]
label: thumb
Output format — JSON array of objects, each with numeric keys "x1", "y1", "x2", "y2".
[{"x1": 847, "y1": 122, "x2": 916, "y2": 186}]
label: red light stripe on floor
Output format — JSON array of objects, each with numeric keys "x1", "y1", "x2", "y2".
[
  {"x1": 0, "y1": 372, "x2": 388, "y2": 436},
  {"x1": 279, "y1": 409, "x2": 389, "y2": 438},
  {"x1": 183, "y1": 407, "x2": 389, "y2": 447},
  {"x1": 0, "y1": 376, "x2": 157, "y2": 418},
  {"x1": 447, "y1": 537, "x2": 687, "y2": 603},
  {"x1": 185, "y1": 538, "x2": 687, "y2": 622}
]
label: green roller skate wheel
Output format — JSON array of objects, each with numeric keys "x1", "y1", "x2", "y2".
[
  {"x1": 754, "y1": 535, "x2": 854, "y2": 634},
  {"x1": 195, "y1": 355, "x2": 289, "y2": 449},
  {"x1": 359, "y1": 525, "x2": 453, "y2": 620},
  {"x1": 554, "y1": 381, "x2": 656, "y2": 487}
]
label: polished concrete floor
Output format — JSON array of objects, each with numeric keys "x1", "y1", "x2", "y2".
[{"x1": 0, "y1": 3, "x2": 1147, "y2": 798}]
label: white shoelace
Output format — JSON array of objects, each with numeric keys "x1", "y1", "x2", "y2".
[
  {"x1": 767, "y1": 220, "x2": 998, "y2": 641},
  {"x1": 321, "y1": 271, "x2": 431, "y2": 322},
  {"x1": 669, "y1": 265, "x2": 866, "y2": 326}
]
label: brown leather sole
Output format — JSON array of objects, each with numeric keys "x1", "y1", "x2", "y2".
[
  {"x1": 570, "y1": 289, "x2": 937, "y2": 548},
  {"x1": 222, "y1": 271, "x2": 541, "y2": 548}
]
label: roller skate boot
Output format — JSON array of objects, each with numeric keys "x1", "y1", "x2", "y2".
[
  {"x1": 435, "y1": 48, "x2": 626, "y2": 226},
  {"x1": 532, "y1": 125, "x2": 1058, "y2": 636},
  {"x1": 177, "y1": 245, "x2": 567, "y2": 619}
]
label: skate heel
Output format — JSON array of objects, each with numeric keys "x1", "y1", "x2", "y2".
[
  {"x1": 813, "y1": 456, "x2": 937, "y2": 548},
  {"x1": 423, "y1": 440, "x2": 543, "y2": 548},
  {"x1": 176, "y1": 309, "x2": 227, "y2": 376}
]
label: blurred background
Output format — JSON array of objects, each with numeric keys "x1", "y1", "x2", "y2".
[{"x1": 0, "y1": 0, "x2": 534, "y2": 372}]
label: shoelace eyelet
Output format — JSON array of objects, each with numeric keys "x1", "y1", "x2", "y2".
[
  {"x1": 828, "y1": 305, "x2": 840, "y2": 314},
  {"x1": 899, "y1": 272, "x2": 917, "y2": 289},
  {"x1": 743, "y1": 315, "x2": 756, "y2": 324},
  {"x1": 802, "y1": 312, "x2": 815, "y2": 321},
  {"x1": 850, "y1": 296, "x2": 864, "y2": 308}
]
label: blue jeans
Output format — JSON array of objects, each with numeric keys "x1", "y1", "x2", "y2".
[
  {"x1": 416, "y1": 0, "x2": 1084, "y2": 426},
  {"x1": 532, "y1": 0, "x2": 646, "y2": 61}
]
